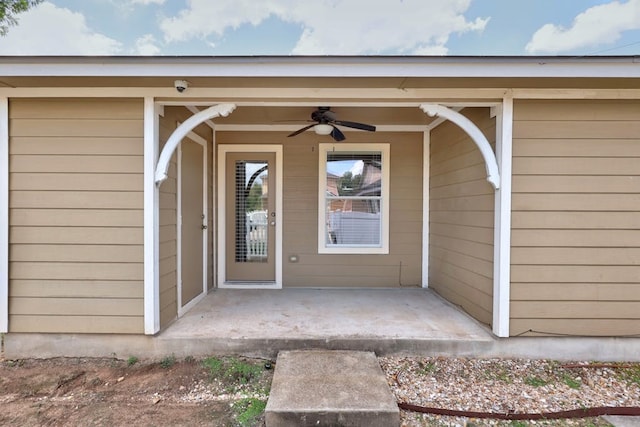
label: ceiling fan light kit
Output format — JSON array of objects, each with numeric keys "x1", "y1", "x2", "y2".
[
  {"x1": 287, "y1": 107, "x2": 376, "y2": 141},
  {"x1": 313, "y1": 123, "x2": 333, "y2": 135}
]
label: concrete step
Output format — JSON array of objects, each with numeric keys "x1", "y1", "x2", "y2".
[
  {"x1": 604, "y1": 416, "x2": 640, "y2": 427},
  {"x1": 265, "y1": 350, "x2": 400, "y2": 427}
]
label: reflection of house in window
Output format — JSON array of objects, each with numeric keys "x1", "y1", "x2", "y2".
[
  {"x1": 324, "y1": 151, "x2": 385, "y2": 248},
  {"x1": 258, "y1": 173, "x2": 268, "y2": 210},
  {"x1": 246, "y1": 171, "x2": 269, "y2": 261},
  {"x1": 237, "y1": 161, "x2": 270, "y2": 262}
]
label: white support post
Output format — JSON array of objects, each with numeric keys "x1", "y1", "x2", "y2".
[
  {"x1": 211, "y1": 126, "x2": 217, "y2": 289},
  {"x1": 0, "y1": 97, "x2": 8, "y2": 333},
  {"x1": 144, "y1": 97, "x2": 160, "y2": 335},
  {"x1": 422, "y1": 131, "x2": 430, "y2": 288},
  {"x1": 492, "y1": 95, "x2": 513, "y2": 337}
]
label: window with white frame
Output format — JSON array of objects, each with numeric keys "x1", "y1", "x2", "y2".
[{"x1": 318, "y1": 143, "x2": 390, "y2": 254}]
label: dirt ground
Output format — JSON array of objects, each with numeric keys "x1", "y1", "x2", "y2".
[
  {"x1": 0, "y1": 356, "x2": 274, "y2": 427},
  {"x1": 3, "y1": 355, "x2": 639, "y2": 427}
]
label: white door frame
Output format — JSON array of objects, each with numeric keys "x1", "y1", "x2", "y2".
[
  {"x1": 217, "y1": 144, "x2": 283, "y2": 289},
  {"x1": 177, "y1": 129, "x2": 208, "y2": 316}
]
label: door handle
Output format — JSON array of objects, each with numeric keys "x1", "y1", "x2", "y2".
[{"x1": 201, "y1": 224, "x2": 208, "y2": 230}]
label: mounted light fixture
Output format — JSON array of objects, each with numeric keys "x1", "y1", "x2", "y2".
[
  {"x1": 287, "y1": 107, "x2": 376, "y2": 142},
  {"x1": 313, "y1": 123, "x2": 333, "y2": 135}
]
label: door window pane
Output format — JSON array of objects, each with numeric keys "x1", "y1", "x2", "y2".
[{"x1": 235, "y1": 160, "x2": 268, "y2": 263}]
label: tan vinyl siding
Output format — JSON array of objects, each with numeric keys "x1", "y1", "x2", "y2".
[
  {"x1": 8, "y1": 98, "x2": 144, "y2": 334},
  {"x1": 429, "y1": 107, "x2": 495, "y2": 326},
  {"x1": 511, "y1": 100, "x2": 640, "y2": 336},
  {"x1": 218, "y1": 131, "x2": 423, "y2": 287},
  {"x1": 158, "y1": 110, "x2": 179, "y2": 328}
]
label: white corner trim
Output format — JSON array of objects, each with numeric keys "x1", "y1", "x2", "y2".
[
  {"x1": 155, "y1": 103, "x2": 235, "y2": 184},
  {"x1": 492, "y1": 96, "x2": 513, "y2": 337},
  {"x1": 420, "y1": 103, "x2": 500, "y2": 189},
  {"x1": 0, "y1": 97, "x2": 8, "y2": 333},
  {"x1": 422, "y1": 131, "x2": 430, "y2": 288},
  {"x1": 144, "y1": 97, "x2": 160, "y2": 335}
]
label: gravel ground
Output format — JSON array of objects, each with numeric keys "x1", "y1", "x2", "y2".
[{"x1": 379, "y1": 357, "x2": 640, "y2": 427}]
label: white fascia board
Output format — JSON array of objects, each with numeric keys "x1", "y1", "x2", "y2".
[
  {"x1": 1, "y1": 56, "x2": 640, "y2": 78},
  {"x1": 0, "y1": 97, "x2": 7, "y2": 333}
]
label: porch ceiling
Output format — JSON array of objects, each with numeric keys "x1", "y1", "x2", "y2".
[{"x1": 207, "y1": 105, "x2": 438, "y2": 127}]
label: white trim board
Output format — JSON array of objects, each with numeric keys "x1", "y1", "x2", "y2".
[
  {"x1": 492, "y1": 96, "x2": 513, "y2": 338},
  {"x1": 0, "y1": 97, "x2": 8, "y2": 333},
  {"x1": 143, "y1": 98, "x2": 160, "y2": 335},
  {"x1": 176, "y1": 129, "x2": 208, "y2": 317},
  {"x1": 211, "y1": 128, "x2": 217, "y2": 290},
  {"x1": 217, "y1": 144, "x2": 283, "y2": 289},
  {"x1": 5, "y1": 87, "x2": 640, "y2": 101},
  {"x1": 214, "y1": 124, "x2": 429, "y2": 133},
  {"x1": 422, "y1": 131, "x2": 430, "y2": 289}
]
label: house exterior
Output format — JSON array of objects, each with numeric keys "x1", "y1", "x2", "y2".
[{"x1": 1, "y1": 56, "x2": 639, "y2": 349}]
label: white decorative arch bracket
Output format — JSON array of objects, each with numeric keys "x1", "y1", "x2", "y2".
[
  {"x1": 154, "y1": 103, "x2": 236, "y2": 185},
  {"x1": 420, "y1": 103, "x2": 500, "y2": 190}
]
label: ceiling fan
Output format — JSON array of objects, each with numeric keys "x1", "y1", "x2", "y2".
[{"x1": 287, "y1": 107, "x2": 376, "y2": 141}]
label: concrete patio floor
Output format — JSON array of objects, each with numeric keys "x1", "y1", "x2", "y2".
[{"x1": 156, "y1": 288, "x2": 495, "y2": 357}]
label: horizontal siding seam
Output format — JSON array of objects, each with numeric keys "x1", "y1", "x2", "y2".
[
  {"x1": 430, "y1": 245, "x2": 493, "y2": 262},
  {"x1": 429, "y1": 260, "x2": 494, "y2": 283}
]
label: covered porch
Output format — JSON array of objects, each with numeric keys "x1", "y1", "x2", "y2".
[{"x1": 150, "y1": 99, "x2": 512, "y2": 338}]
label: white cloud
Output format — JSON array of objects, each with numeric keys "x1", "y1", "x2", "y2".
[
  {"x1": 134, "y1": 34, "x2": 162, "y2": 55},
  {"x1": 0, "y1": 2, "x2": 122, "y2": 55},
  {"x1": 412, "y1": 44, "x2": 450, "y2": 56},
  {"x1": 130, "y1": 0, "x2": 165, "y2": 4},
  {"x1": 526, "y1": 0, "x2": 640, "y2": 54},
  {"x1": 159, "y1": 0, "x2": 488, "y2": 55}
]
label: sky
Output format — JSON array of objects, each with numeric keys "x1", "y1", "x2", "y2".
[{"x1": 1, "y1": 0, "x2": 640, "y2": 56}]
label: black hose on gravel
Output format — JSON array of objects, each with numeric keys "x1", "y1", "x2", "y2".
[{"x1": 398, "y1": 402, "x2": 640, "y2": 420}]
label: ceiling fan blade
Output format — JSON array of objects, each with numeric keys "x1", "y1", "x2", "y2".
[
  {"x1": 331, "y1": 125, "x2": 346, "y2": 141},
  {"x1": 332, "y1": 120, "x2": 376, "y2": 132},
  {"x1": 287, "y1": 123, "x2": 316, "y2": 137}
]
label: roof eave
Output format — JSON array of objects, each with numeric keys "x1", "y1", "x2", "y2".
[{"x1": 0, "y1": 55, "x2": 639, "y2": 78}]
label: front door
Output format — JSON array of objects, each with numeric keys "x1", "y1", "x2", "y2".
[
  {"x1": 178, "y1": 134, "x2": 207, "y2": 314},
  {"x1": 218, "y1": 146, "x2": 281, "y2": 287}
]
